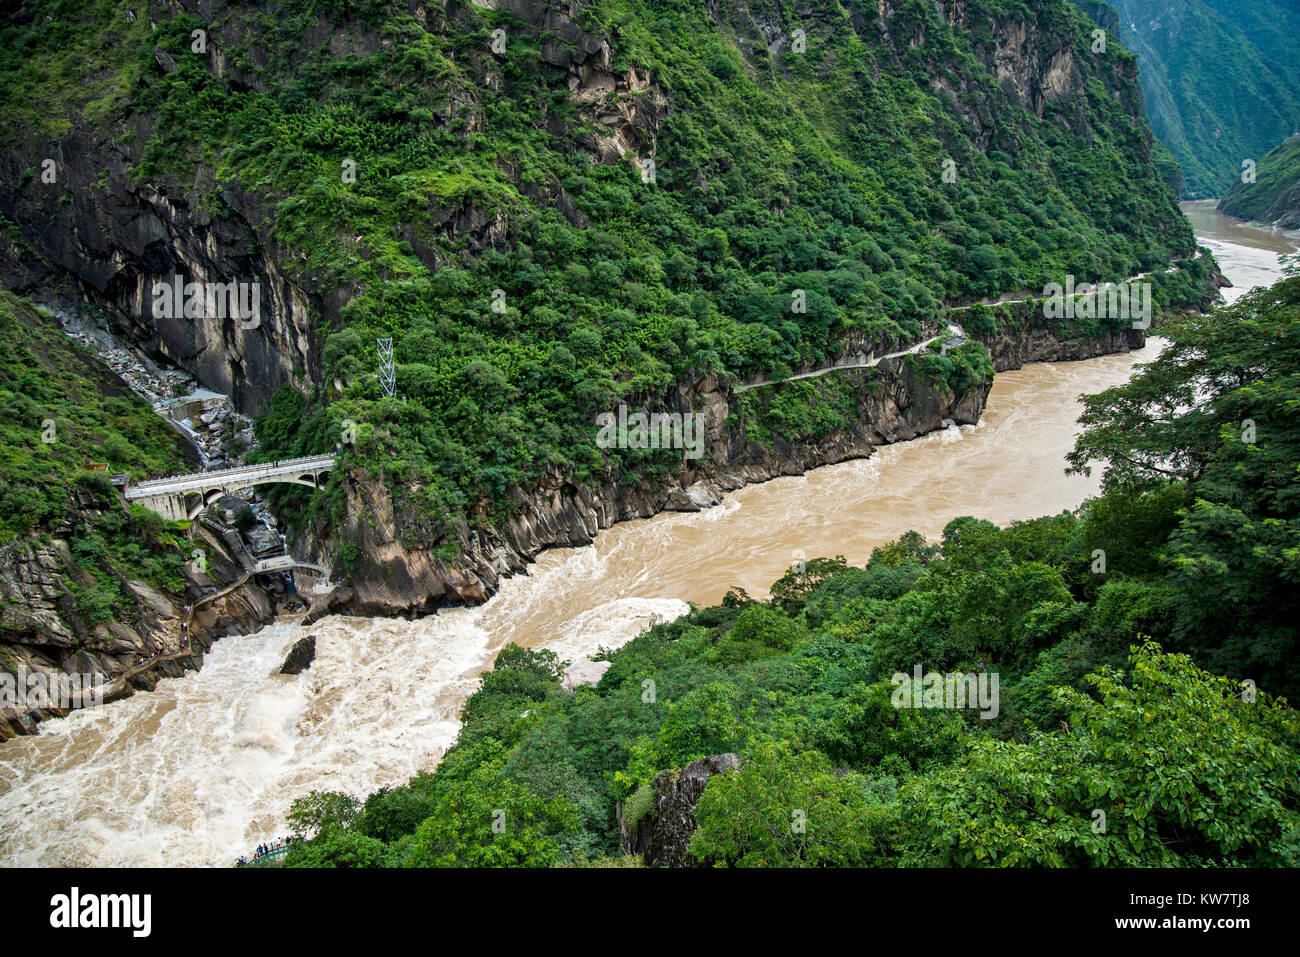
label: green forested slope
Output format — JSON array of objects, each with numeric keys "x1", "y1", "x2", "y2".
[
  {"x1": 282, "y1": 274, "x2": 1300, "y2": 868},
  {"x1": 1102, "y1": 0, "x2": 1300, "y2": 198},
  {"x1": 0, "y1": 0, "x2": 1202, "y2": 547},
  {"x1": 1219, "y1": 137, "x2": 1300, "y2": 227}
]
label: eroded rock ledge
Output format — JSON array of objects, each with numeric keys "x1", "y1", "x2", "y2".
[
  {"x1": 618, "y1": 753, "x2": 743, "y2": 868},
  {"x1": 305, "y1": 320, "x2": 1145, "y2": 621},
  {"x1": 0, "y1": 521, "x2": 277, "y2": 741}
]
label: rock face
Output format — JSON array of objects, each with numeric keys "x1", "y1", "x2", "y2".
[
  {"x1": 0, "y1": 133, "x2": 320, "y2": 417},
  {"x1": 0, "y1": 521, "x2": 276, "y2": 741},
  {"x1": 0, "y1": 0, "x2": 662, "y2": 419},
  {"x1": 979, "y1": 301, "x2": 1150, "y2": 371},
  {"x1": 0, "y1": 0, "x2": 1161, "y2": 422},
  {"x1": 562, "y1": 659, "x2": 612, "y2": 689},
  {"x1": 303, "y1": 304, "x2": 1157, "y2": 622},
  {"x1": 619, "y1": 754, "x2": 742, "y2": 867},
  {"x1": 279, "y1": 635, "x2": 317, "y2": 675}
]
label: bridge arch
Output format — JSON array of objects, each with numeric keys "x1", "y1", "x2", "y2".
[{"x1": 125, "y1": 455, "x2": 336, "y2": 522}]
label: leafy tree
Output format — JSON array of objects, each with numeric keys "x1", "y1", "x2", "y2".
[
  {"x1": 286, "y1": 791, "x2": 362, "y2": 839},
  {"x1": 615, "y1": 682, "x2": 747, "y2": 797},
  {"x1": 813, "y1": 680, "x2": 969, "y2": 771},
  {"x1": 356, "y1": 777, "x2": 439, "y2": 844},
  {"x1": 472, "y1": 644, "x2": 566, "y2": 703},
  {"x1": 1068, "y1": 277, "x2": 1300, "y2": 490},
  {"x1": 897, "y1": 643, "x2": 1300, "y2": 866},
  {"x1": 689, "y1": 743, "x2": 890, "y2": 867},
  {"x1": 1070, "y1": 276, "x2": 1300, "y2": 697},
  {"x1": 284, "y1": 829, "x2": 392, "y2": 868},
  {"x1": 705, "y1": 604, "x2": 809, "y2": 664},
  {"x1": 402, "y1": 756, "x2": 579, "y2": 867},
  {"x1": 768, "y1": 556, "x2": 850, "y2": 616}
]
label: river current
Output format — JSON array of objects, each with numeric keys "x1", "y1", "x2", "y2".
[{"x1": 0, "y1": 200, "x2": 1294, "y2": 867}]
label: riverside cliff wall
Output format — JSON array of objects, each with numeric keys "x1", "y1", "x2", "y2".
[{"x1": 304, "y1": 312, "x2": 1146, "y2": 620}]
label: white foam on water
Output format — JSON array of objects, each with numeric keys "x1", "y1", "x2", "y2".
[
  {"x1": 0, "y1": 612, "x2": 497, "y2": 866},
  {"x1": 0, "y1": 209, "x2": 1287, "y2": 868},
  {"x1": 0, "y1": 549, "x2": 690, "y2": 867}
]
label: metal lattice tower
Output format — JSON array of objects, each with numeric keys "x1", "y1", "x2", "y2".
[{"x1": 377, "y1": 337, "x2": 396, "y2": 399}]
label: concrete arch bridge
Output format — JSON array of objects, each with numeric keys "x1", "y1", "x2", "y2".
[{"x1": 124, "y1": 455, "x2": 335, "y2": 521}]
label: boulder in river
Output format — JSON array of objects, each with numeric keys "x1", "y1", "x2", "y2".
[{"x1": 279, "y1": 635, "x2": 316, "y2": 675}]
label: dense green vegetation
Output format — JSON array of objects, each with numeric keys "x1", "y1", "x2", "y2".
[
  {"x1": 0, "y1": 290, "x2": 193, "y2": 613},
  {"x1": 0, "y1": 0, "x2": 1205, "y2": 547},
  {"x1": 282, "y1": 275, "x2": 1300, "y2": 868},
  {"x1": 1, "y1": 0, "x2": 1283, "y2": 866},
  {"x1": 1219, "y1": 138, "x2": 1300, "y2": 225},
  {"x1": 1103, "y1": 0, "x2": 1300, "y2": 198},
  {"x1": 1067, "y1": 269, "x2": 1300, "y2": 700}
]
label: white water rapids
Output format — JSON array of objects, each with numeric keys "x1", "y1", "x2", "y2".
[{"x1": 0, "y1": 201, "x2": 1294, "y2": 867}]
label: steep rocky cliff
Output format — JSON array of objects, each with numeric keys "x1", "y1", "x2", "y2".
[
  {"x1": 0, "y1": 525, "x2": 275, "y2": 740},
  {"x1": 305, "y1": 299, "x2": 1166, "y2": 621},
  {"x1": 0, "y1": 0, "x2": 1212, "y2": 638},
  {"x1": 0, "y1": 0, "x2": 661, "y2": 417}
]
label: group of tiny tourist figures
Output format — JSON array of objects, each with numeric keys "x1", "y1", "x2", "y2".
[{"x1": 236, "y1": 836, "x2": 300, "y2": 866}]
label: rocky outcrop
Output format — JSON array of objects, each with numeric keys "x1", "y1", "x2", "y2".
[
  {"x1": 0, "y1": 521, "x2": 276, "y2": 741},
  {"x1": 711, "y1": 0, "x2": 1143, "y2": 152},
  {"x1": 619, "y1": 753, "x2": 742, "y2": 867},
  {"x1": 304, "y1": 344, "x2": 992, "y2": 619},
  {"x1": 279, "y1": 635, "x2": 317, "y2": 675},
  {"x1": 1070, "y1": 1, "x2": 1121, "y2": 35},
  {"x1": 0, "y1": 3, "x2": 440, "y2": 416},
  {"x1": 977, "y1": 304, "x2": 1148, "y2": 372},
  {"x1": 0, "y1": 1, "x2": 667, "y2": 418},
  {"x1": 969, "y1": 268, "x2": 1226, "y2": 373}
]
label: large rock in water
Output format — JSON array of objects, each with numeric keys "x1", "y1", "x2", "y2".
[
  {"x1": 619, "y1": 753, "x2": 740, "y2": 867},
  {"x1": 279, "y1": 635, "x2": 316, "y2": 675}
]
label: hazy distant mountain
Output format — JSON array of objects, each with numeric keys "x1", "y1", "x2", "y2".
[
  {"x1": 1097, "y1": 0, "x2": 1300, "y2": 198},
  {"x1": 1220, "y1": 136, "x2": 1300, "y2": 227}
]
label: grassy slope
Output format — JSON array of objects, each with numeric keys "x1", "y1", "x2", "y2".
[
  {"x1": 0, "y1": 290, "x2": 190, "y2": 534},
  {"x1": 0, "y1": 290, "x2": 193, "y2": 624}
]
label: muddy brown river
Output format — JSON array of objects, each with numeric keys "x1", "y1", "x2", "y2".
[{"x1": 0, "y1": 201, "x2": 1294, "y2": 867}]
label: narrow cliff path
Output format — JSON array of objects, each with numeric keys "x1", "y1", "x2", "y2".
[
  {"x1": 734, "y1": 257, "x2": 1198, "y2": 395},
  {"x1": 86, "y1": 570, "x2": 258, "y2": 705},
  {"x1": 973, "y1": 261, "x2": 1188, "y2": 307},
  {"x1": 733, "y1": 325, "x2": 964, "y2": 393}
]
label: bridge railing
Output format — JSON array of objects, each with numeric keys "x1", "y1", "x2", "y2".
[
  {"x1": 126, "y1": 454, "x2": 336, "y2": 494},
  {"x1": 250, "y1": 556, "x2": 328, "y2": 575}
]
